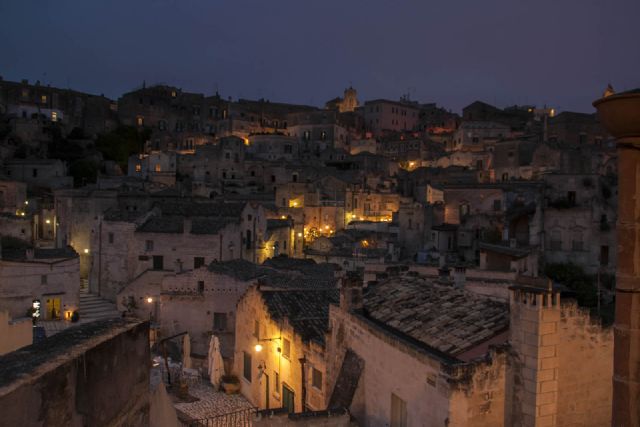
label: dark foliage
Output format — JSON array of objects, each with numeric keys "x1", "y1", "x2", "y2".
[{"x1": 95, "y1": 126, "x2": 149, "y2": 168}]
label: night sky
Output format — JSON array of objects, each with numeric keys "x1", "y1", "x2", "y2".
[{"x1": 1, "y1": 0, "x2": 638, "y2": 113}]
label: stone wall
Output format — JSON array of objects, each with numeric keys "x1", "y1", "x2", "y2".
[
  {"x1": 447, "y1": 348, "x2": 509, "y2": 427},
  {"x1": 0, "y1": 319, "x2": 150, "y2": 427},
  {"x1": 555, "y1": 302, "x2": 613, "y2": 426},
  {"x1": 326, "y1": 305, "x2": 450, "y2": 427},
  {"x1": 508, "y1": 287, "x2": 613, "y2": 426},
  {"x1": 0, "y1": 310, "x2": 31, "y2": 355}
]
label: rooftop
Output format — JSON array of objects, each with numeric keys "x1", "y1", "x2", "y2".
[
  {"x1": 1, "y1": 246, "x2": 78, "y2": 261},
  {"x1": 261, "y1": 288, "x2": 340, "y2": 345},
  {"x1": 363, "y1": 276, "x2": 509, "y2": 358}
]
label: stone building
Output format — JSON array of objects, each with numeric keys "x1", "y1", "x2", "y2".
[
  {"x1": 234, "y1": 285, "x2": 339, "y2": 413},
  {"x1": 128, "y1": 151, "x2": 177, "y2": 186},
  {"x1": 91, "y1": 201, "x2": 266, "y2": 301},
  {"x1": 325, "y1": 87, "x2": 359, "y2": 113},
  {"x1": 450, "y1": 121, "x2": 511, "y2": 152},
  {"x1": 0, "y1": 245, "x2": 80, "y2": 321},
  {"x1": 0, "y1": 180, "x2": 27, "y2": 214},
  {"x1": 324, "y1": 274, "x2": 612, "y2": 426},
  {"x1": 0, "y1": 77, "x2": 117, "y2": 137},
  {"x1": 547, "y1": 111, "x2": 608, "y2": 145},
  {"x1": 288, "y1": 110, "x2": 352, "y2": 150},
  {"x1": 542, "y1": 173, "x2": 617, "y2": 274},
  {"x1": 360, "y1": 99, "x2": 420, "y2": 136},
  {"x1": 344, "y1": 188, "x2": 399, "y2": 223},
  {"x1": 2, "y1": 159, "x2": 73, "y2": 189}
]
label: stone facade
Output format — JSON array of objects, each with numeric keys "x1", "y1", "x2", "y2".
[
  {"x1": 234, "y1": 286, "x2": 334, "y2": 413},
  {"x1": 0, "y1": 247, "x2": 80, "y2": 320}
]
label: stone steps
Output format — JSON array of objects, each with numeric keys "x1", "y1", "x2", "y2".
[{"x1": 78, "y1": 291, "x2": 120, "y2": 323}]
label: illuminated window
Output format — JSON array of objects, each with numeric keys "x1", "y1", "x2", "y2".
[
  {"x1": 135, "y1": 164, "x2": 141, "y2": 173},
  {"x1": 136, "y1": 116, "x2": 144, "y2": 126},
  {"x1": 154, "y1": 164, "x2": 161, "y2": 172},
  {"x1": 41, "y1": 95, "x2": 47, "y2": 104},
  {"x1": 51, "y1": 111, "x2": 58, "y2": 122}
]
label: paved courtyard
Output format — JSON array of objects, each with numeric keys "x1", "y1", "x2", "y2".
[{"x1": 173, "y1": 382, "x2": 254, "y2": 421}]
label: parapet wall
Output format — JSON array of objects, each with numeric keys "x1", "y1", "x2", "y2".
[{"x1": 0, "y1": 319, "x2": 150, "y2": 427}]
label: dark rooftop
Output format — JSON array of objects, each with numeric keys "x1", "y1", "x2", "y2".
[
  {"x1": 208, "y1": 259, "x2": 270, "y2": 281},
  {"x1": 261, "y1": 289, "x2": 340, "y2": 345},
  {"x1": 363, "y1": 276, "x2": 509, "y2": 357},
  {"x1": 1, "y1": 246, "x2": 78, "y2": 261}
]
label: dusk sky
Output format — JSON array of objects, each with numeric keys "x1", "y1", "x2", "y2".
[{"x1": 1, "y1": 0, "x2": 638, "y2": 113}]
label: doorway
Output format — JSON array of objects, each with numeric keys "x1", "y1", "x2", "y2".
[
  {"x1": 282, "y1": 384, "x2": 295, "y2": 413},
  {"x1": 45, "y1": 297, "x2": 61, "y2": 320}
]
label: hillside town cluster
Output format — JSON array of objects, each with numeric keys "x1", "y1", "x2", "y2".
[{"x1": 0, "y1": 77, "x2": 620, "y2": 426}]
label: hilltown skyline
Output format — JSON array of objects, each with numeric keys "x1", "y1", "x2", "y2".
[{"x1": 1, "y1": 0, "x2": 639, "y2": 113}]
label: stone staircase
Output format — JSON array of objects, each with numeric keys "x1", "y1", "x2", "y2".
[{"x1": 79, "y1": 288, "x2": 121, "y2": 323}]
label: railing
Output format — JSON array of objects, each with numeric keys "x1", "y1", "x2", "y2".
[{"x1": 180, "y1": 408, "x2": 256, "y2": 427}]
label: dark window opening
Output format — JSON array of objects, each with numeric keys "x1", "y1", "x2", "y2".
[
  {"x1": 194, "y1": 257, "x2": 205, "y2": 269},
  {"x1": 152, "y1": 255, "x2": 164, "y2": 270}
]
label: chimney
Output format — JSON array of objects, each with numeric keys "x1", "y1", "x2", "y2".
[
  {"x1": 340, "y1": 272, "x2": 363, "y2": 312},
  {"x1": 453, "y1": 266, "x2": 466, "y2": 289},
  {"x1": 183, "y1": 218, "x2": 192, "y2": 235},
  {"x1": 174, "y1": 258, "x2": 184, "y2": 273}
]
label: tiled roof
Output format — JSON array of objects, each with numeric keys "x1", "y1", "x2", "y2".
[
  {"x1": 363, "y1": 277, "x2": 509, "y2": 357},
  {"x1": 156, "y1": 201, "x2": 246, "y2": 218},
  {"x1": 267, "y1": 219, "x2": 292, "y2": 231},
  {"x1": 103, "y1": 207, "x2": 146, "y2": 222},
  {"x1": 137, "y1": 216, "x2": 184, "y2": 233},
  {"x1": 479, "y1": 242, "x2": 532, "y2": 258},
  {"x1": 207, "y1": 259, "x2": 270, "y2": 281},
  {"x1": 1, "y1": 246, "x2": 78, "y2": 261},
  {"x1": 191, "y1": 218, "x2": 234, "y2": 234},
  {"x1": 261, "y1": 289, "x2": 340, "y2": 345}
]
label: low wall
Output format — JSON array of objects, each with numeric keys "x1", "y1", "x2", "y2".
[{"x1": 0, "y1": 319, "x2": 150, "y2": 427}]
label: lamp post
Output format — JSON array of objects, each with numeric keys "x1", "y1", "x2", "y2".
[
  {"x1": 593, "y1": 87, "x2": 640, "y2": 426},
  {"x1": 254, "y1": 336, "x2": 280, "y2": 410}
]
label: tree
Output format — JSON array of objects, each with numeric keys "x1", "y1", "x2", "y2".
[{"x1": 95, "y1": 126, "x2": 149, "y2": 169}]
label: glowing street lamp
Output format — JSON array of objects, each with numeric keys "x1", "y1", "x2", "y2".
[{"x1": 254, "y1": 344, "x2": 263, "y2": 352}]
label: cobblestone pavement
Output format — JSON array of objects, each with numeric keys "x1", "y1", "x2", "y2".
[{"x1": 174, "y1": 382, "x2": 253, "y2": 420}]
